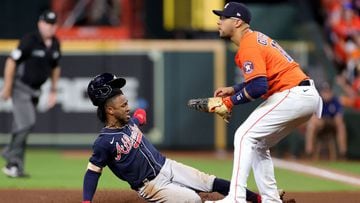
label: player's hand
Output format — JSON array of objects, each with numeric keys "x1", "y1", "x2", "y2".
[
  {"x1": 47, "y1": 91, "x2": 57, "y2": 109},
  {"x1": 133, "y1": 108, "x2": 147, "y2": 125},
  {"x1": 0, "y1": 88, "x2": 11, "y2": 100},
  {"x1": 214, "y1": 87, "x2": 235, "y2": 97},
  {"x1": 187, "y1": 97, "x2": 233, "y2": 123}
]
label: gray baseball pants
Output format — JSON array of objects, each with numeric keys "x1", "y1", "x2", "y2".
[{"x1": 2, "y1": 79, "x2": 40, "y2": 173}]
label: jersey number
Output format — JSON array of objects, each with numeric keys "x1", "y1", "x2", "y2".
[{"x1": 270, "y1": 40, "x2": 294, "y2": 62}]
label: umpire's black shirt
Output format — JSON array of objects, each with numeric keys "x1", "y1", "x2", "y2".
[{"x1": 10, "y1": 31, "x2": 61, "y2": 90}]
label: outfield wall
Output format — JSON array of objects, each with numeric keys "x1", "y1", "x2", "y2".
[
  {"x1": 0, "y1": 40, "x2": 227, "y2": 150},
  {"x1": 0, "y1": 40, "x2": 359, "y2": 158}
]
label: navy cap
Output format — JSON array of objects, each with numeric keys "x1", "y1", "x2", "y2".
[
  {"x1": 213, "y1": 2, "x2": 251, "y2": 24},
  {"x1": 39, "y1": 10, "x2": 57, "y2": 24}
]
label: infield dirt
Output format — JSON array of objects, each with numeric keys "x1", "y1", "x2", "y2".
[{"x1": 1, "y1": 189, "x2": 360, "y2": 203}]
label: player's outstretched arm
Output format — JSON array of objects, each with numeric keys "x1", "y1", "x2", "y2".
[
  {"x1": 83, "y1": 162, "x2": 102, "y2": 203},
  {"x1": 187, "y1": 97, "x2": 233, "y2": 122},
  {"x1": 133, "y1": 108, "x2": 147, "y2": 126}
]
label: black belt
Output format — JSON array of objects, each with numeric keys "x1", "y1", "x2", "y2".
[
  {"x1": 133, "y1": 175, "x2": 156, "y2": 190},
  {"x1": 298, "y1": 80, "x2": 311, "y2": 86}
]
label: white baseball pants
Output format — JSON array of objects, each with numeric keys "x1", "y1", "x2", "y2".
[{"x1": 228, "y1": 82, "x2": 322, "y2": 203}]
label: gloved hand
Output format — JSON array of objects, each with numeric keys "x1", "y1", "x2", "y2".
[
  {"x1": 133, "y1": 108, "x2": 147, "y2": 125},
  {"x1": 187, "y1": 97, "x2": 233, "y2": 123}
]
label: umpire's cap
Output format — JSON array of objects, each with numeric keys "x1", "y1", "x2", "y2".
[
  {"x1": 87, "y1": 73, "x2": 126, "y2": 106},
  {"x1": 213, "y1": 2, "x2": 251, "y2": 24},
  {"x1": 39, "y1": 10, "x2": 57, "y2": 24}
]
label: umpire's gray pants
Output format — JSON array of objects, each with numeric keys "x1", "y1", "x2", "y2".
[{"x1": 2, "y1": 80, "x2": 39, "y2": 173}]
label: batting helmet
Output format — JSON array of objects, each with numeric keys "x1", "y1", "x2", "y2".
[{"x1": 87, "y1": 73, "x2": 126, "y2": 106}]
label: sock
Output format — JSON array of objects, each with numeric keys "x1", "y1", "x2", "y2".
[
  {"x1": 213, "y1": 178, "x2": 261, "y2": 203},
  {"x1": 246, "y1": 189, "x2": 261, "y2": 203},
  {"x1": 212, "y1": 178, "x2": 230, "y2": 196}
]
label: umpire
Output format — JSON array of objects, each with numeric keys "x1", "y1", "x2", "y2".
[{"x1": 0, "y1": 10, "x2": 61, "y2": 178}]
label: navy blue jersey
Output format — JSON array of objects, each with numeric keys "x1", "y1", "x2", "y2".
[
  {"x1": 89, "y1": 118, "x2": 166, "y2": 190},
  {"x1": 322, "y1": 97, "x2": 342, "y2": 118}
]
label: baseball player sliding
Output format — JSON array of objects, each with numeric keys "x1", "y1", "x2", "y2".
[
  {"x1": 82, "y1": 73, "x2": 268, "y2": 203},
  {"x1": 188, "y1": 2, "x2": 322, "y2": 203}
]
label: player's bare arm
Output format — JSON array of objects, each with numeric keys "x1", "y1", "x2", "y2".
[
  {"x1": 47, "y1": 66, "x2": 61, "y2": 108},
  {"x1": 214, "y1": 86, "x2": 235, "y2": 97},
  {"x1": 50, "y1": 66, "x2": 61, "y2": 92},
  {"x1": 0, "y1": 57, "x2": 16, "y2": 100}
]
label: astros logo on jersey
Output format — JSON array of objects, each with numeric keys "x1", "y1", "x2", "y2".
[{"x1": 243, "y1": 61, "x2": 254, "y2": 74}]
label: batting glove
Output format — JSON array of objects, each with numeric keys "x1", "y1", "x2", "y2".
[{"x1": 133, "y1": 108, "x2": 147, "y2": 125}]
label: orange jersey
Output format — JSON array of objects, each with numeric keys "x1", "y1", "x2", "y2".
[{"x1": 235, "y1": 31, "x2": 308, "y2": 98}]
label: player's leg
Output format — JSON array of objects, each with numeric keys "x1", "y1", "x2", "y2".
[
  {"x1": 140, "y1": 181, "x2": 202, "y2": 203},
  {"x1": 305, "y1": 115, "x2": 322, "y2": 156},
  {"x1": 334, "y1": 117, "x2": 347, "y2": 158},
  {"x1": 138, "y1": 159, "x2": 202, "y2": 202},
  {"x1": 165, "y1": 159, "x2": 214, "y2": 192},
  {"x1": 166, "y1": 158, "x2": 262, "y2": 202},
  {"x1": 2, "y1": 88, "x2": 36, "y2": 177},
  {"x1": 252, "y1": 147, "x2": 280, "y2": 202},
  {"x1": 224, "y1": 88, "x2": 314, "y2": 202},
  {"x1": 250, "y1": 86, "x2": 319, "y2": 202},
  {"x1": 224, "y1": 124, "x2": 257, "y2": 203}
]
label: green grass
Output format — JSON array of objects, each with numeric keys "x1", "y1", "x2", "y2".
[
  {"x1": 171, "y1": 157, "x2": 360, "y2": 192},
  {"x1": 0, "y1": 149, "x2": 360, "y2": 192},
  {"x1": 274, "y1": 168, "x2": 360, "y2": 192},
  {"x1": 313, "y1": 161, "x2": 360, "y2": 176},
  {"x1": 0, "y1": 149, "x2": 128, "y2": 189}
]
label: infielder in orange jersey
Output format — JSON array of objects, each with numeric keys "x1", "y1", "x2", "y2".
[{"x1": 206, "y1": 2, "x2": 323, "y2": 203}]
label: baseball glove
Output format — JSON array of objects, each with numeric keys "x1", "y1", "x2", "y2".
[{"x1": 187, "y1": 97, "x2": 233, "y2": 123}]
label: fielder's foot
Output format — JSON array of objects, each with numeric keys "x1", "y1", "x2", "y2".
[
  {"x1": 278, "y1": 189, "x2": 285, "y2": 200},
  {"x1": 278, "y1": 189, "x2": 296, "y2": 203}
]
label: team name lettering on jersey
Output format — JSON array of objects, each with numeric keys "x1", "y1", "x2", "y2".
[
  {"x1": 257, "y1": 33, "x2": 268, "y2": 45},
  {"x1": 270, "y1": 40, "x2": 294, "y2": 62},
  {"x1": 115, "y1": 125, "x2": 143, "y2": 160}
]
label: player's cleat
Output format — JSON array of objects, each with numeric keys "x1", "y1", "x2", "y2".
[
  {"x1": 205, "y1": 190, "x2": 291, "y2": 203},
  {"x1": 278, "y1": 189, "x2": 296, "y2": 203},
  {"x1": 278, "y1": 189, "x2": 285, "y2": 200},
  {"x1": 2, "y1": 166, "x2": 30, "y2": 178}
]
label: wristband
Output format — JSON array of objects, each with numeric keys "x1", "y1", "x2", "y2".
[{"x1": 230, "y1": 88, "x2": 250, "y2": 105}]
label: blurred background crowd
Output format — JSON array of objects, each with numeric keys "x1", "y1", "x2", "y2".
[{"x1": 322, "y1": 0, "x2": 360, "y2": 111}]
